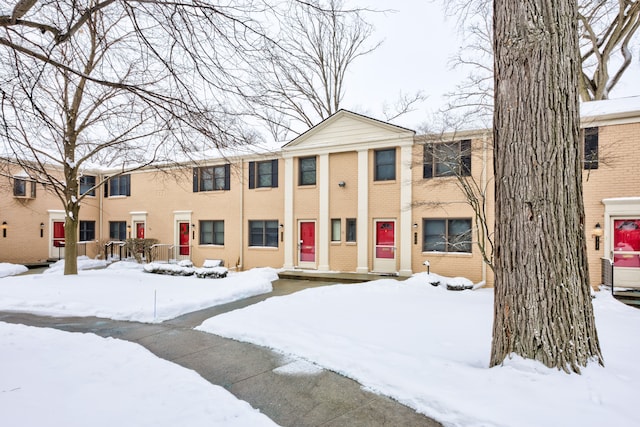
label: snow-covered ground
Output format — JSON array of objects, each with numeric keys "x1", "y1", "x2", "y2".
[
  {"x1": 0, "y1": 259, "x2": 275, "y2": 322},
  {"x1": 1, "y1": 260, "x2": 639, "y2": 427},
  {"x1": 1, "y1": 322, "x2": 277, "y2": 427},
  {"x1": 0, "y1": 262, "x2": 28, "y2": 278}
]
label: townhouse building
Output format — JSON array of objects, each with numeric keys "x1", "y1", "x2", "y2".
[{"x1": 1, "y1": 98, "x2": 639, "y2": 289}]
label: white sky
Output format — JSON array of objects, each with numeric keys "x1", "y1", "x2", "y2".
[{"x1": 343, "y1": 1, "x2": 640, "y2": 130}]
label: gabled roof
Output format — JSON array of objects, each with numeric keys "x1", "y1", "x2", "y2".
[{"x1": 283, "y1": 110, "x2": 416, "y2": 154}]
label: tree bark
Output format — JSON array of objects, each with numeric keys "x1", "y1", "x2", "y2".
[{"x1": 491, "y1": 0, "x2": 603, "y2": 372}]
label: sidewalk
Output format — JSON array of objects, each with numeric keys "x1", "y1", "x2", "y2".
[{"x1": 0, "y1": 279, "x2": 442, "y2": 427}]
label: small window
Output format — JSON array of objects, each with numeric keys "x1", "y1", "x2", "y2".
[
  {"x1": 331, "y1": 218, "x2": 341, "y2": 242},
  {"x1": 249, "y1": 160, "x2": 278, "y2": 189},
  {"x1": 299, "y1": 157, "x2": 317, "y2": 185},
  {"x1": 584, "y1": 127, "x2": 598, "y2": 170},
  {"x1": 109, "y1": 221, "x2": 127, "y2": 240},
  {"x1": 193, "y1": 165, "x2": 231, "y2": 192},
  {"x1": 375, "y1": 149, "x2": 396, "y2": 181},
  {"x1": 346, "y1": 218, "x2": 357, "y2": 242},
  {"x1": 79, "y1": 175, "x2": 96, "y2": 196},
  {"x1": 200, "y1": 220, "x2": 224, "y2": 245},
  {"x1": 423, "y1": 219, "x2": 472, "y2": 253},
  {"x1": 79, "y1": 221, "x2": 96, "y2": 241},
  {"x1": 249, "y1": 220, "x2": 279, "y2": 247},
  {"x1": 13, "y1": 177, "x2": 36, "y2": 198},
  {"x1": 105, "y1": 175, "x2": 130, "y2": 197},
  {"x1": 423, "y1": 140, "x2": 471, "y2": 178}
]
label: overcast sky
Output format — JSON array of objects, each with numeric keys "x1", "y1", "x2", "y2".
[{"x1": 343, "y1": 1, "x2": 640, "y2": 131}]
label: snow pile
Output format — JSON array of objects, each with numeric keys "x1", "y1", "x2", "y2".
[
  {"x1": 198, "y1": 273, "x2": 640, "y2": 427},
  {"x1": 44, "y1": 256, "x2": 108, "y2": 274},
  {"x1": 0, "y1": 322, "x2": 277, "y2": 427},
  {"x1": 0, "y1": 263, "x2": 28, "y2": 278}
]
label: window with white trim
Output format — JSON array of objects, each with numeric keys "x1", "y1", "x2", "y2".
[
  {"x1": 249, "y1": 220, "x2": 278, "y2": 247},
  {"x1": 423, "y1": 140, "x2": 471, "y2": 178},
  {"x1": 423, "y1": 218, "x2": 472, "y2": 253},
  {"x1": 200, "y1": 220, "x2": 224, "y2": 245}
]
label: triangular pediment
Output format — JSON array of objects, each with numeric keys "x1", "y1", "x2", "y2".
[{"x1": 283, "y1": 110, "x2": 415, "y2": 154}]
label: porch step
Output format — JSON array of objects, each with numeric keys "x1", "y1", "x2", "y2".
[{"x1": 277, "y1": 270, "x2": 406, "y2": 284}]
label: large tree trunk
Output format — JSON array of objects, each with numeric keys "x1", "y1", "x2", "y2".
[{"x1": 491, "y1": 0, "x2": 603, "y2": 372}]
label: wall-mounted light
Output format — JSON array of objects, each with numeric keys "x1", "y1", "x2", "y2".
[
  {"x1": 338, "y1": 181, "x2": 346, "y2": 188},
  {"x1": 592, "y1": 223, "x2": 603, "y2": 250},
  {"x1": 279, "y1": 223, "x2": 284, "y2": 242},
  {"x1": 413, "y1": 223, "x2": 418, "y2": 245},
  {"x1": 40, "y1": 222, "x2": 45, "y2": 238},
  {"x1": 1, "y1": 221, "x2": 6, "y2": 238},
  {"x1": 192, "y1": 223, "x2": 196, "y2": 240},
  {"x1": 127, "y1": 224, "x2": 131, "y2": 238}
]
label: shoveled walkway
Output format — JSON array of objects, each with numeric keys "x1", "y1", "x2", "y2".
[{"x1": 0, "y1": 278, "x2": 442, "y2": 427}]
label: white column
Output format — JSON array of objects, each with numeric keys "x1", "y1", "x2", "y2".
[
  {"x1": 283, "y1": 156, "x2": 294, "y2": 270},
  {"x1": 318, "y1": 153, "x2": 330, "y2": 271},
  {"x1": 399, "y1": 144, "x2": 413, "y2": 276},
  {"x1": 356, "y1": 149, "x2": 369, "y2": 273}
]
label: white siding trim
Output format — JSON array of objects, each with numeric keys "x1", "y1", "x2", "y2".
[
  {"x1": 357, "y1": 149, "x2": 369, "y2": 273},
  {"x1": 318, "y1": 154, "x2": 330, "y2": 271},
  {"x1": 399, "y1": 145, "x2": 413, "y2": 276},
  {"x1": 283, "y1": 157, "x2": 295, "y2": 269}
]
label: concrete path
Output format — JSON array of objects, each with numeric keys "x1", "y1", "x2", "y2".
[{"x1": 0, "y1": 279, "x2": 442, "y2": 427}]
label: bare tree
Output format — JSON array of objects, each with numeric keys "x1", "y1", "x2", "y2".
[
  {"x1": 492, "y1": 0, "x2": 603, "y2": 372},
  {"x1": 238, "y1": 0, "x2": 424, "y2": 140},
  {"x1": 579, "y1": 1, "x2": 640, "y2": 100},
  {"x1": 443, "y1": 0, "x2": 640, "y2": 121},
  {"x1": 416, "y1": 120, "x2": 495, "y2": 271},
  {"x1": 0, "y1": 0, "x2": 312, "y2": 274}
]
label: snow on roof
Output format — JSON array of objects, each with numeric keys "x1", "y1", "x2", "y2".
[{"x1": 580, "y1": 95, "x2": 640, "y2": 120}]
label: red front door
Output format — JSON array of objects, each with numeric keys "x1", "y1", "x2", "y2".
[
  {"x1": 136, "y1": 223, "x2": 145, "y2": 239},
  {"x1": 613, "y1": 219, "x2": 640, "y2": 267},
  {"x1": 299, "y1": 221, "x2": 315, "y2": 263},
  {"x1": 53, "y1": 221, "x2": 65, "y2": 247},
  {"x1": 179, "y1": 222, "x2": 190, "y2": 255},
  {"x1": 375, "y1": 221, "x2": 395, "y2": 259}
]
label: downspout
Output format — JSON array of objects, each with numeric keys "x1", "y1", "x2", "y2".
[
  {"x1": 239, "y1": 159, "x2": 244, "y2": 271},
  {"x1": 99, "y1": 172, "x2": 103, "y2": 244},
  {"x1": 481, "y1": 132, "x2": 488, "y2": 284}
]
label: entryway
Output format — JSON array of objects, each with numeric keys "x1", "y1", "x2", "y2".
[
  {"x1": 373, "y1": 219, "x2": 396, "y2": 274},
  {"x1": 298, "y1": 220, "x2": 316, "y2": 269}
]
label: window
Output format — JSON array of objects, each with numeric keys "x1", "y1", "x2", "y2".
[
  {"x1": 104, "y1": 175, "x2": 130, "y2": 197},
  {"x1": 423, "y1": 219, "x2": 472, "y2": 253},
  {"x1": 584, "y1": 127, "x2": 598, "y2": 170},
  {"x1": 249, "y1": 220, "x2": 279, "y2": 247},
  {"x1": 346, "y1": 218, "x2": 357, "y2": 242},
  {"x1": 200, "y1": 220, "x2": 224, "y2": 245},
  {"x1": 79, "y1": 175, "x2": 96, "y2": 196},
  {"x1": 109, "y1": 221, "x2": 127, "y2": 241},
  {"x1": 423, "y1": 140, "x2": 471, "y2": 178},
  {"x1": 331, "y1": 218, "x2": 341, "y2": 242},
  {"x1": 193, "y1": 165, "x2": 231, "y2": 192},
  {"x1": 13, "y1": 177, "x2": 36, "y2": 198},
  {"x1": 248, "y1": 160, "x2": 278, "y2": 189},
  {"x1": 299, "y1": 157, "x2": 316, "y2": 185},
  {"x1": 375, "y1": 149, "x2": 396, "y2": 181},
  {"x1": 79, "y1": 221, "x2": 95, "y2": 241}
]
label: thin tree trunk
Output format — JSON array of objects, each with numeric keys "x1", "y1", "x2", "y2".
[{"x1": 491, "y1": 0, "x2": 603, "y2": 372}]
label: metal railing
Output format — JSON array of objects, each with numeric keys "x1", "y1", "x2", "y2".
[
  {"x1": 601, "y1": 257, "x2": 614, "y2": 292},
  {"x1": 104, "y1": 241, "x2": 127, "y2": 261},
  {"x1": 149, "y1": 244, "x2": 174, "y2": 263},
  {"x1": 149, "y1": 244, "x2": 192, "y2": 264}
]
